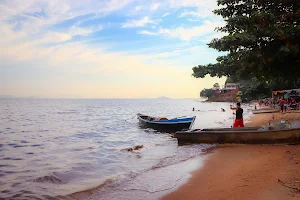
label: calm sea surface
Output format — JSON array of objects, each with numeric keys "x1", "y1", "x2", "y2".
[{"x1": 0, "y1": 99, "x2": 253, "y2": 199}]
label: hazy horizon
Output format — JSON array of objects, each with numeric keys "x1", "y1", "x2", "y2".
[{"x1": 0, "y1": 94, "x2": 208, "y2": 100}]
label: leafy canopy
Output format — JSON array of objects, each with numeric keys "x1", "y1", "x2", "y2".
[
  {"x1": 193, "y1": 0, "x2": 300, "y2": 89},
  {"x1": 200, "y1": 88, "x2": 215, "y2": 98}
]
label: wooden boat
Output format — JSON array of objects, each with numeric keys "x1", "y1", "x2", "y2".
[
  {"x1": 252, "y1": 108, "x2": 280, "y2": 114},
  {"x1": 175, "y1": 127, "x2": 300, "y2": 144},
  {"x1": 137, "y1": 113, "x2": 196, "y2": 132}
]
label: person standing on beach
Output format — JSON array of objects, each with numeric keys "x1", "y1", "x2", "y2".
[
  {"x1": 230, "y1": 102, "x2": 244, "y2": 128},
  {"x1": 280, "y1": 98, "x2": 285, "y2": 112},
  {"x1": 284, "y1": 99, "x2": 288, "y2": 112}
]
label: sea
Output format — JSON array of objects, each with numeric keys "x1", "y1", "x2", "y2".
[{"x1": 0, "y1": 98, "x2": 254, "y2": 200}]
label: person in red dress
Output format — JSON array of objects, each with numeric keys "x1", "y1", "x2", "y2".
[{"x1": 230, "y1": 102, "x2": 244, "y2": 128}]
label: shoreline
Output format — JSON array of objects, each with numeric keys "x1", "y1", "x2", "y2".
[
  {"x1": 70, "y1": 155, "x2": 212, "y2": 200},
  {"x1": 247, "y1": 110, "x2": 300, "y2": 128},
  {"x1": 162, "y1": 145, "x2": 300, "y2": 200},
  {"x1": 69, "y1": 111, "x2": 300, "y2": 200},
  {"x1": 162, "y1": 112, "x2": 300, "y2": 200}
]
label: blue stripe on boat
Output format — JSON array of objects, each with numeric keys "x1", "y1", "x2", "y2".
[{"x1": 153, "y1": 117, "x2": 194, "y2": 123}]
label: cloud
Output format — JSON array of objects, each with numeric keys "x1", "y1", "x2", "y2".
[
  {"x1": 178, "y1": 9, "x2": 214, "y2": 18},
  {"x1": 0, "y1": 0, "x2": 134, "y2": 51},
  {"x1": 201, "y1": 32, "x2": 226, "y2": 43},
  {"x1": 0, "y1": 35, "x2": 225, "y2": 98},
  {"x1": 40, "y1": 32, "x2": 72, "y2": 43},
  {"x1": 135, "y1": 5, "x2": 141, "y2": 11},
  {"x1": 138, "y1": 30, "x2": 158, "y2": 36},
  {"x1": 179, "y1": 10, "x2": 204, "y2": 18},
  {"x1": 187, "y1": 18, "x2": 200, "y2": 22},
  {"x1": 172, "y1": 0, "x2": 218, "y2": 19},
  {"x1": 162, "y1": 13, "x2": 170, "y2": 17},
  {"x1": 0, "y1": 0, "x2": 132, "y2": 36},
  {"x1": 150, "y1": 3, "x2": 160, "y2": 11},
  {"x1": 69, "y1": 25, "x2": 103, "y2": 37},
  {"x1": 122, "y1": 16, "x2": 156, "y2": 28},
  {"x1": 171, "y1": 0, "x2": 217, "y2": 11},
  {"x1": 150, "y1": 46, "x2": 200, "y2": 58},
  {"x1": 0, "y1": 0, "x2": 226, "y2": 98},
  {"x1": 139, "y1": 20, "x2": 225, "y2": 41}
]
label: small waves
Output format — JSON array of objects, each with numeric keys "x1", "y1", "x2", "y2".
[
  {"x1": 70, "y1": 143, "x2": 215, "y2": 200},
  {"x1": 0, "y1": 99, "x2": 244, "y2": 199},
  {"x1": 151, "y1": 144, "x2": 215, "y2": 170}
]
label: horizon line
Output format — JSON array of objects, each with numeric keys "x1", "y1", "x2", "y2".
[{"x1": 0, "y1": 96, "x2": 204, "y2": 100}]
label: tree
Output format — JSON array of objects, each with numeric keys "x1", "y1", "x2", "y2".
[
  {"x1": 200, "y1": 88, "x2": 215, "y2": 98},
  {"x1": 225, "y1": 75, "x2": 239, "y2": 84},
  {"x1": 239, "y1": 78, "x2": 271, "y2": 100},
  {"x1": 193, "y1": 0, "x2": 300, "y2": 90}
]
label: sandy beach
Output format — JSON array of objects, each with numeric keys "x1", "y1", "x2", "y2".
[
  {"x1": 247, "y1": 110, "x2": 300, "y2": 128},
  {"x1": 162, "y1": 112, "x2": 300, "y2": 200}
]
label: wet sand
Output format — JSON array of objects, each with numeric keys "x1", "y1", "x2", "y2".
[{"x1": 162, "y1": 112, "x2": 300, "y2": 200}]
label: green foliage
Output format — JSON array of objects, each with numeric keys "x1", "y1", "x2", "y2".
[
  {"x1": 240, "y1": 79, "x2": 271, "y2": 100},
  {"x1": 200, "y1": 88, "x2": 215, "y2": 98},
  {"x1": 225, "y1": 75, "x2": 239, "y2": 84},
  {"x1": 193, "y1": 0, "x2": 300, "y2": 90}
]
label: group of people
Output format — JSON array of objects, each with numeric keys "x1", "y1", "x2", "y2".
[
  {"x1": 259, "y1": 95, "x2": 300, "y2": 112},
  {"x1": 279, "y1": 97, "x2": 300, "y2": 112}
]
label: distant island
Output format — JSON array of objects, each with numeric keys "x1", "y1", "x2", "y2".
[{"x1": 157, "y1": 96, "x2": 171, "y2": 100}]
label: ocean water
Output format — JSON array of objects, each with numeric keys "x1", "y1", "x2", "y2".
[{"x1": 0, "y1": 99, "x2": 254, "y2": 200}]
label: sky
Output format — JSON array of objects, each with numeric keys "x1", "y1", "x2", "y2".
[{"x1": 0, "y1": 0, "x2": 227, "y2": 98}]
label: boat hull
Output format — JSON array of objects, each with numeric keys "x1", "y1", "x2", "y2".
[
  {"x1": 138, "y1": 114, "x2": 195, "y2": 132},
  {"x1": 175, "y1": 128, "x2": 300, "y2": 144},
  {"x1": 252, "y1": 109, "x2": 280, "y2": 114},
  {"x1": 139, "y1": 121, "x2": 193, "y2": 132}
]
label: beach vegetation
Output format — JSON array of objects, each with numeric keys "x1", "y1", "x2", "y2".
[
  {"x1": 200, "y1": 88, "x2": 215, "y2": 98},
  {"x1": 193, "y1": 0, "x2": 300, "y2": 91}
]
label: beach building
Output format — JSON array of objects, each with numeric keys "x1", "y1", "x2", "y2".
[
  {"x1": 214, "y1": 83, "x2": 240, "y2": 96},
  {"x1": 222, "y1": 83, "x2": 240, "y2": 92},
  {"x1": 208, "y1": 83, "x2": 241, "y2": 102}
]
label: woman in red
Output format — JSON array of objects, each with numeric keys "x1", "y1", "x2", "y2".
[{"x1": 230, "y1": 102, "x2": 244, "y2": 128}]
